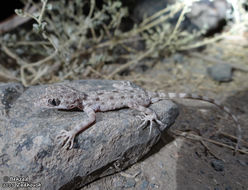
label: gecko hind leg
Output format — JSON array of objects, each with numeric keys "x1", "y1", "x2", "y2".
[
  {"x1": 128, "y1": 103, "x2": 164, "y2": 135},
  {"x1": 137, "y1": 112, "x2": 164, "y2": 135}
]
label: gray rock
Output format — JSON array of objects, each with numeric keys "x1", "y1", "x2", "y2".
[
  {"x1": 173, "y1": 53, "x2": 185, "y2": 64},
  {"x1": 0, "y1": 80, "x2": 178, "y2": 190},
  {"x1": 132, "y1": 0, "x2": 168, "y2": 22},
  {"x1": 124, "y1": 178, "x2": 136, "y2": 188},
  {"x1": 0, "y1": 82, "x2": 24, "y2": 110},
  {"x1": 187, "y1": 0, "x2": 230, "y2": 31},
  {"x1": 140, "y1": 180, "x2": 149, "y2": 190},
  {"x1": 113, "y1": 177, "x2": 125, "y2": 188},
  {"x1": 207, "y1": 63, "x2": 233, "y2": 82},
  {"x1": 211, "y1": 159, "x2": 225, "y2": 172}
]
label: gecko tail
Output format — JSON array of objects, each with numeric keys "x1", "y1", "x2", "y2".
[{"x1": 150, "y1": 91, "x2": 241, "y2": 153}]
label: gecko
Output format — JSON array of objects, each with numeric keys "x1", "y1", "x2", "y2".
[{"x1": 34, "y1": 81, "x2": 241, "y2": 151}]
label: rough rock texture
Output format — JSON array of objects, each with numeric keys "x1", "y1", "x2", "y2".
[{"x1": 0, "y1": 80, "x2": 178, "y2": 190}]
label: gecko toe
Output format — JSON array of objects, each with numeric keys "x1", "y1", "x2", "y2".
[
  {"x1": 56, "y1": 130, "x2": 75, "y2": 149},
  {"x1": 63, "y1": 139, "x2": 71, "y2": 149},
  {"x1": 56, "y1": 130, "x2": 67, "y2": 139},
  {"x1": 155, "y1": 118, "x2": 165, "y2": 127},
  {"x1": 137, "y1": 113, "x2": 164, "y2": 135}
]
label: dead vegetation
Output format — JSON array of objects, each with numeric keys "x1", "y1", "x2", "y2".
[{"x1": 0, "y1": 0, "x2": 246, "y2": 86}]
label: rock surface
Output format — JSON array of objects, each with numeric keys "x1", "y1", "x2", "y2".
[{"x1": 0, "y1": 80, "x2": 178, "y2": 190}]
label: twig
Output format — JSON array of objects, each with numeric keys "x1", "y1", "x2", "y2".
[
  {"x1": 37, "y1": 0, "x2": 47, "y2": 24},
  {"x1": 14, "y1": 41, "x2": 51, "y2": 47},
  {"x1": 140, "y1": 3, "x2": 177, "y2": 26},
  {"x1": 88, "y1": 0, "x2": 95, "y2": 18},
  {"x1": 219, "y1": 132, "x2": 248, "y2": 147},
  {"x1": 167, "y1": 3, "x2": 189, "y2": 44},
  {"x1": 200, "y1": 140, "x2": 224, "y2": 161},
  {"x1": 0, "y1": 4, "x2": 37, "y2": 34},
  {"x1": 20, "y1": 49, "x2": 58, "y2": 86},
  {"x1": 189, "y1": 52, "x2": 248, "y2": 72},
  {"x1": 179, "y1": 34, "x2": 225, "y2": 50},
  {"x1": 129, "y1": 3, "x2": 183, "y2": 36},
  {"x1": 88, "y1": 66, "x2": 107, "y2": 78},
  {"x1": 1, "y1": 44, "x2": 26, "y2": 66},
  {"x1": 106, "y1": 47, "x2": 154, "y2": 79},
  {"x1": 172, "y1": 130, "x2": 248, "y2": 154},
  {"x1": 0, "y1": 66, "x2": 20, "y2": 81}
]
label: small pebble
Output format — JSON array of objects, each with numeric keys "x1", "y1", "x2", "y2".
[
  {"x1": 113, "y1": 178, "x2": 124, "y2": 188},
  {"x1": 161, "y1": 170, "x2": 167, "y2": 176},
  {"x1": 173, "y1": 53, "x2": 184, "y2": 63},
  {"x1": 211, "y1": 159, "x2": 224, "y2": 172},
  {"x1": 207, "y1": 63, "x2": 232, "y2": 82},
  {"x1": 225, "y1": 186, "x2": 232, "y2": 190},
  {"x1": 124, "y1": 178, "x2": 136, "y2": 188},
  {"x1": 237, "y1": 159, "x2": 247, "y2": 166},
  {"x1": 150, "y1": 183, "x2": 159, "y2": 188},
  {"x1": 140, "y1": 180, "x2": 149, "y2": 190}
]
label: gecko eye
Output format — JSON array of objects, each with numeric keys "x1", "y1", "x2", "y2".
[{"x1": 48, "y1": 98, "x2": 61, "y2": 106}]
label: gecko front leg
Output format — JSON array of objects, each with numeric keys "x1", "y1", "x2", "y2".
[{"x1": 56, "y1": 106, "x2": 96, "y2": 149}]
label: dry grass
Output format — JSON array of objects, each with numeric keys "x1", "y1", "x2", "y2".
[{"x1": 1, "y1": 0, "x2": 247, "y2": 86}]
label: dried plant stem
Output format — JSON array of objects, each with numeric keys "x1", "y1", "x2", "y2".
[
  {"x1": 2, "y1": 39, "x2": 58, "y2": 86},
  {"x1": 189, "y1": 52, "x2": 248, "y2": 72},
  {"x1": 89, "y1": 0, "x2": 95, "y2": 18},
  {"x1": 1, "y1": 44, "x2": 26, "y2": 66},
  {"x1": 219, "y1": 132, "x2": 248, "y2": 147},
  {"x1": 200, "y1": 140, "x2": 224, "y2": 161},
  {"x1": 20, "y1": 49, "x2": 58, "y2": 86},
  {"x1": 38, "y1": 0, "x2": 47, "y2": 24},
  {"x1": 129, "y1": 4, "x2": 183, "y2": 36},
  {"x1": 0, "y1": 65, "x2": 20, "y2": 81},
  {"x1": 140, "y1": 3, "x2": 179, "y2": 26},
  {"x1": 30, "y1": 66, "x2": 49, "y2": 84},
  {"x1": 71, "y1": 36, "x2": 142, "y2": 61},
  {"x1": 179, "y1": 34, "x2": 225, "y2": 50},
  {"x1": 167, "y1": 4, "x2": 188, "y2": 43},
  {"x1": 172, "y1": 130, "x2": 248, "y2": 154},
  {"x1": 107, "y1": 47, "x2": 154, "y2": 79},
  {"x1": 14, "y1": 41, "x2": 51, "y2": 46},
  {"x1": 88, "y1": 66, "x2": 107, "y2": 78}
]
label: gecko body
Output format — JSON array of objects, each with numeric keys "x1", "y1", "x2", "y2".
[{"x1": 35, "y1": 81, "x2": 241, "y2": 150}]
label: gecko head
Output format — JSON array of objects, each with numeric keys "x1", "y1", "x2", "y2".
[{"x1": 34, "y1": 85, "x2": 85, "y2": 110}]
